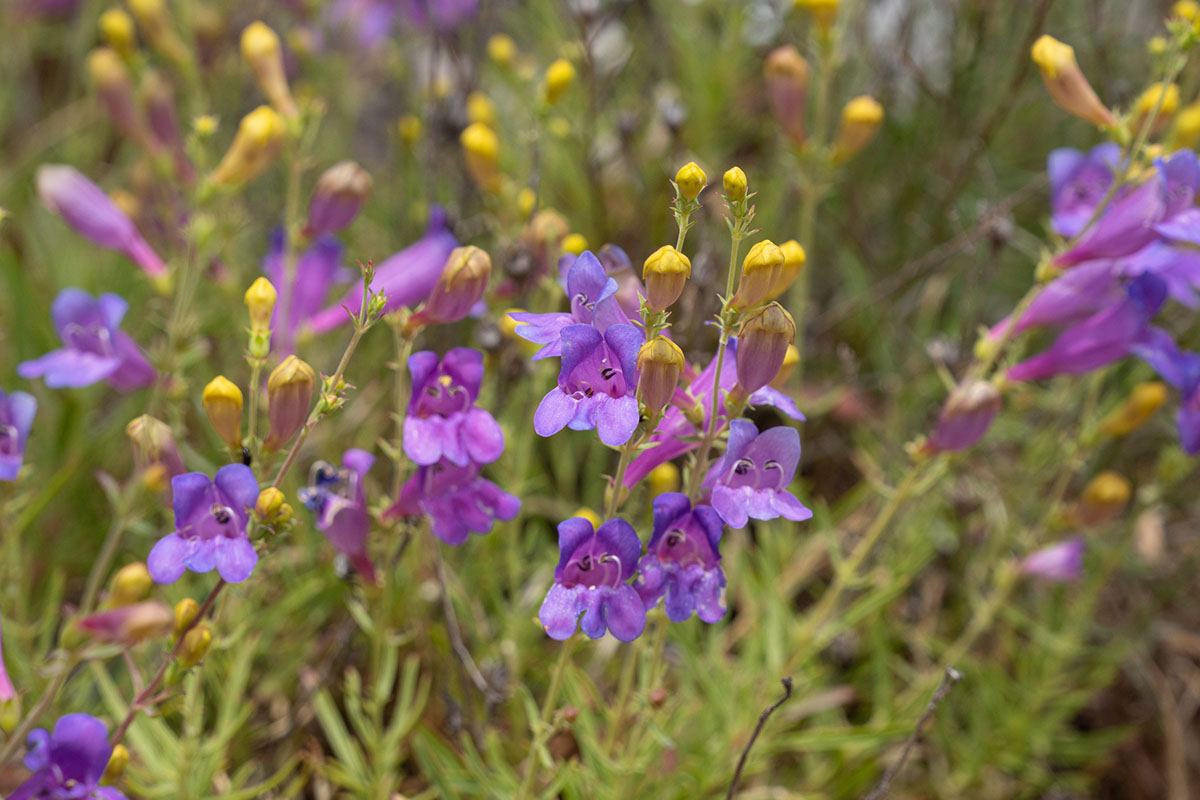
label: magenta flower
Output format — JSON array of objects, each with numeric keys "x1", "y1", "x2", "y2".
[
  {"x1": 1134, "y1": 327, "x2": 1200, "y2": 454},
  {"x1": 13, "y1": 713, "x2": 128, "y2": 800},
  {"x1": 512, "y1": 250, "x2": 630, "y2": 360},
  {"x1": 0, "y1": 611, "x2": 14, "y2": 706},
  {"x1": 0, "y1": 388, "x2": 37, "y2": 481},
  {"x1": 703, "y1": 420, "x2": 812, "y2": 529},
  {"x1": 147, "y1": 465, "x2": 260, "y2": 584},
  {"x1": 555, "y1": 246, "x2": 645, "y2": 320},
  {"x1": 1021, "y1": 537, "x2": 1084, "y2": 582},
  {"x1": 300, "y1": 450, "x2": 378, "y2": 582},
  {"x1": 1048, "y1": 143, "x2": 1121, "y2": 237},
  {"x1": 18, "y1": 289, "x2": 156, "y2": 392},
  {"x1": 403, "y1": 348, "x2": 504, "y2": 466},
  {"x1": 927, "y1": 380, "x2": 1002, "y2": 453},
  {"x1": 36, "y1": 165, "x2": 166, "y2": 278},
  {"x1": 388, "y1": 458, "x2": 520, "y2": 546},
  {"x1": 538, "y1": 517, "x2": 647, "y2": 642},
  {"x1": 398, "y1": 0, "x2": 477, "y2": 32},
  {"x1": 634, "y1": 493, "x2": 727, "y2": 623},
  {"x1": 309, "y1": 207, "x2": 458, "y2": 333},
  {"x1": 262, "y1": 229, "x2": 344, "y2": 352}
]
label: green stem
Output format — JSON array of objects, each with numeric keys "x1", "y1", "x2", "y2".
[
  {"x1": 515, "y1": 638, "x2": 576, "y2": 800},
  {"x1": 246, "y1": 359, "x2": 265, "y2": 454},
  {"x1": 78, "y1": 509, "x2": 131, "y2": 617},
  {"x1": 604, "y1": 641, "x2": 640, "y2": 756}
]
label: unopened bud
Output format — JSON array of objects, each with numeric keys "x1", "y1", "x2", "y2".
[
  {"x1": 461, "y1": 123, "x2": 501, "y2": 193},
  {"x1": 87, "y1": 47, "x2": 148, "y2": 147},
  {"x1": 517, "y1": 187, "x2": 537, "y2": 218},
  {"x1": 1031, "y1": 35, "x2": 1117, "y2": 129},
  {"x1": 244, "y1": 277, "x2": 277, "y2": 338},
  {"x1": 764, "y1": 239, "x2": 806, "y2": 302},
  {"x1": 648, "y1": 687, "x2": 668, "y2": 708},
  {"x1": 674, "y1": 161, "x2": 707, "y2": 202},
  {"x1": 397, "y1": 114, "x2": 422, "y2": 145},
  {"x1": 544, "y1": 59, "x2": 576, "y2": 105},
  {"x1": 795, "y1": 0, "x2": 838, "y2": 32},
  {"x1": 642, "y1": 245, "x2": 691, "y2": 312},
  {"x1": 733, "y1": 302, "x2": 796, "y2": 399},
  {"x1": 1100, "y1": 381, "x2": 1167, "y2": 436},
  {"x1": 648, "y1": 462, "x2": 680, "y2": 497},
  {"x1": 208, "y1": 106, "x2": 287, "y2": 187},
  {"x1": 177, "y1": 623, "x2": 212, "y2": 669},
  {"x1": 723, "y1": 166, "x2": 748, "y2": 202},
  {"x1": 419, "y1": 246, "x2": 492, "y2": 325},
  {"x1": 562, "y1": 233, "x2": 587, "y2": 255},
  {"x1": 572, "y1": 508, "x2": 603, "y2": 529},
  {"x1": 140, "y1": 70, "x2": 187, "y2": 165},
  {"x1": 765, "y1": 46, "x2": 809, "y2": 146},
  {"x1": 1133, "y1": 82, "x2": 1180, "y2": 135},
  {"x1": 769, "y1": 344, "x2": 800, "y2": 389},
  {"x1": 77, "y1": 601, "x2": 172, "y2": 644},
  {"x1": 103, "y1": 744, "x2": 130, "y2": 784},
  {"x1": 99, "y1": 8, "x2": 137, "y2": 58},
  {"x1": 1075, "y1": 470, "x2": 1131, "y2": 526},
  {"x1": 202, "y1": 376, "x2": 244, "y2": 450},
  {"x1": 264, "y1": 356, "x2": 315, "y2": 451},
  {"x1": 172, "y1": 598, "x2": 200, "y2": 639},
  {"x1": 125, "y1": 414, "x2": 185, "y2": 482},
  {"x1": 488, "y1": 33, "x2": 517, "y2": 66},
  {"x1": 1168, "y1": 102, "x2": 1200, "y2": 151},
  {"x1": 127, "y1": 0, "x2": 190, "y2": 70},
  {"x1": 731, "y1": 240, "x2": 785, "y2": 310},
  {"x1": 1175, "y1": 0, "x2": 1200, "y2": 20},
  {"x1": 241, "y1": 21, "x2": 298, "y2": 118},
  {"x1": 109, "y1": 563, "x2": 153, "y2": 606},
  {"x1": 831, "y1": 96, "x2": 883, "y2": 163},
  {"x1": 467, "y1": 91, "x2": 496, "y2": 126},
  {"x1": 637, "y1": 337, "x2": 685, "y2": 417},
  {"x1": 255, "y1": 487, "x2": 287, "y2": 523},
  {"x1": 927, "y1": 380, "x2": 1002, "y2": 453},
  {"x1": 561, "y1": 705, "x2": 581, "y2": 723}
]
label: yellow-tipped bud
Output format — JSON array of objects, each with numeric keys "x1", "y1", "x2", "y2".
[
  {"x1": 77, "y1": 601, "x2": 172, "y2": 644},
  {"x1": 544, "y1": 58, "x2": 576, "y2": 105},
  {"x1": 562, "y1": 233, "x2": 588, "y2": 255},
  {"x1": 202, "y1": 376, "x2": 243, "y2": 450},
  {"x1": 517, "y1": 187, "x2": 537, "y2": 218},
  {"x1": 488, "y1": 33, "x2": 517, "y2": 66},
  {"x1": 125, "y1": 414, "x2": 184, "y2": 482},
  {"x1": 172, "y1": 598, "x2": 200, "y2": 639},
  {"x1": 573, "y1": 507, "x2": 603, "y2": 529},
  {"x1": 177, "y1": 623, "x2": 212, "y2": 669},
  {"x1": 648, "y1": 462, "x2": 680, "y2": 497},
  {"x1": 193, "y1": 114, "x2": 218, "y2": 137},
  {"x1": 1133, "y1": 82, "x2": 1180, "y2": 135},
  {"x1": 1075, "y1": 470, "x2": 1132, "y2": 526},
  {"x1": 637, "y1": 337, "x2": 686, "y2": 417},
  {"x1": 420, "y1": 246, "x2": 493, "y2": 325},
  {"x1": 733, "y1": 302, "x2": 796, "y2": 400},
  {"x1": 764, "y1": 240, "x2": 806, "y2": 302},
  {"x1": 770, "y1": 344, "x2": 801, "y2": 389},
  {"x1": 99, "y1": 8, "x2": 137, "y2": 58},
  {"x1": 765, "y1": 46, "x2": 810, "y2": 146},
  {"x1": 103, "y1": 744, "x2": 130, "y2": 784},
  {"x1": 795, "y1": 0, "x2": 839, "y2": 32},
  {"x1": 466, "y1": 91, "x2": 496, "y2": 127},
  {"x1": 1100, "y1": 381, "x2": 1168, "y2": 436},
  {"x1": 675, "y1": 161, "x2": 707, "y2": 202},
  {"x1": 126, "y1": 0, "x2": 189, "y2": 70},
  {"x1": 832, "y1": 96, "x2": 884, "y2": 163},
  {"x1": 109, "y1": 563, "x2": 153, "y2": 607},
  {"x1": 244, "y1": 277, "x2": 277, "y2": 335},
  {"x1": 731, "y1": 240, "x2": 785, "y2": 310},
  {"x1": 723, "y1": 166, "x2": 748, "y2": 202},
  {"x1": 1031, "y1": 35, "x2": 1117, "y2": 128},
  {"x1": 241, "y1": 21, "x2": 298, "y2": 118},
  {"x1": 1174, "y1": 0, "x2": 1200, "y2": 20},
  {"x1": 396, "y1": 114, "x2": 422, "y2": 145},
  {"x1": 264, "y1": 356, "x2": 315, "y2": 451},
  {"x1": 208, "y1": 105, "x2": 287, "y2": 187},
  {"x1": 461, "y1": 122, "x2": 501, "y2": 193},
  {"x1": 1168, "y1": 102, "x2": 1200, "y2": 151},
  {"x1": 255, "y1": 487, "x2": 287, "y2": 523},
  {"x1": 642, "y1": 245, "x2": 691, "y2": 312}
]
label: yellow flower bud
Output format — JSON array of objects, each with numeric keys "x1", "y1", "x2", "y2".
[
  {"x1": 675, "y1": 161, "x2": 707, "y2": 202},
  {"x1": 126, "y1": 0, "x2": 190, "y2": 70},
  {"x1": 795, "y1": 0, "x2": 839, "y2": 32},
  {"x1": 396, "y1": 114, "x2": 422, "y2": 146},
  {"x1": 255, "y1": 487, "x2": 287, "y2": 523},
  {"x1": 572, "y1": 507, "x2": 603, "y2": 529},
  {"x1": 517, "y1": 187, "x2": 537, "y2": 218},
  {"x1": 109, "y1": 563, "x2": 153, "y2": 606},
  {"x1": 1168, "y1": 101, "x2": 1200, "y2": 151},
  {"x1": 466, "y1": 91, "x2": 496, "y2": 127},
  {"x1": 208, "y1": 105, "x2": 287, "y2": 187},
  {"x1": 1074, "y1": 470, "x2": 1132, "y2": 526},
  {"x1": 1174, "y1": 0, "x2": 1200, "y2": 20},
  {"x1": 765, "y1": 46, "x2": 809, "y2": 146},
  {"x1": 1148, "y1": 36, "x2": 1169, "y2": 57},
  {"x1": 244, "y1": 277, "x2": 277, "y2": 335},
  {"x1": 723, "y1": 166, "x2": 748, "y2": 202},
  {"x1": 544, "y1": 58, "x2": 576, "y2": 105},
  {"x1": 1133, "y1": 82, "x2": 1180, "y2": 135},
  {"x1": 103, "y1": 744, "x2": 130, "y2": 784},
  {"x1": 178, "y1": 623, "x2": 212, "y2": 669},
  {"x1": 648, "y1": 462, "x2": 680, "y2": 496},
  {"x1": 548, "y1": 117, "x2": 571, "y2": 138},
  {"x1": 642, "y1": 245, "x2": 691, "y2": 312},
  {"x1": 733, "y1": 302, "x2": 796, "y2": 400},
  {"x1": 264, "y1": 356, "x2": 316, "y2": 451},
  {"x1": 461, "y1": 122, "x2": 501, "y2": 193},
  {"x1": 193, "y1": 114, "x2": 218, "y2": 137},
  {"x1": 563, "y1": 233, "x2": 588, "y2": 255},
  {"x1": 764, "y1": 240, "x2": 806, "y2": 302},
  {"x1": 202, "y1": 376, "x2": 243, "y2": 450},
  {"x1": 832, "y1": 96, "x2": 884, "y2": 163},
  {"x1": 172, "y1": 598, "x2": 200, "y2": 639},
  {"x1": 770, "y1": 344, "x2": 801, "y2": 389},
  {"x1": 637, "y1": 337, "x2": 686, "y2": 417},
  {"x1": 99, "y1": 8, "x2": 137, "y2": 58},
  {"x1": 1031, "y1": 35, "x2": 1117, "y2": 129},
  {"x1": 731, "y1": 240, "x2": 785, "y2": 310},
  {"x1": 125, "y1": 414, "x2": 184, "y2": 481},
  {"x1": 1099, "y1": 381, "x2": 1168, "y2": 436},
  {"x1": 488, "y1": 33, "x2": 517, "y2": 66},
  {"x1": 241, "y1": 21, "x2": 298, "y2": 118}
]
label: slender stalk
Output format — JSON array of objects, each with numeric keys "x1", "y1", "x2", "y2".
[
  {"x1": 78, "y1": 513, "x2": 130, "y2": 618},
  {"x1": 0, "y1": 655, "x2": 77, "y2": 766},
  {"x1": 514, "y1": 637, "x2": 576, "y2": 800},
  {"x1": 246, "y1": 359, "x2": 265, "y2": 453},
  {"x1": 603, "y1": 641, "x2": 640, "y2": 755}
]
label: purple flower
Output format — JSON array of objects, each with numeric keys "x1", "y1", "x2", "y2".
[
  {"x1": 18, "y1": 289, "x2": 156, "y2": 392},
  {"x1": 928, "y1": 379, "x2": 1002, "y2": 453},
  {"x1": 0, "y1": 388, "x2": 37, "y2": 481},
  {"x1": 1021, "y1": 537, "x2": 1084, "y2": 582},
  {"x1": 538, "y1": 517, "x2": 646, "y2": 642},
  {"x1": 403, "y1": 348, "x2": 505, "y2": 466},
  {"x1": 147, "y1": 464, "x2": 260, "y2": 584},
  {"x1": 12, "y1": 713, "x2": 127, "y2": 800},
  {"x1": 533, "y1": 322, "x2": 643, "y2": 446},
  {"x1": 388, "y1": 458, "x2": 520, "y2": 545},
  {"x1": 703, "y1": 420, "x2": 812, "y2": 529},
  {"x1": 1133, "y1": 326, "x2": 1200, "y2": 453},
  {"x1": 309, "y1": 207, "x2": 459, "y2": 333},
  {"x1": 300, "y1": 450, "x2": 378, "y2": 582},
  {"x1": 328, "y1": 0, "x2": 398, "y2": 48},
  {"x1": 1048, "y1": 143, "x2": 1121, "y2": 238},
  {"x1": 634, "y1": 493, "x2": 727, "y2": 623},
  {"x1": 1007, "y1": 273, "x2": 1167, "y2": 382},
  {"x1": 991, "y1": 260, "x2": 1124, "y2": 340},
  {"x1": 262, "y1": 229, "x2": 344, "y2": 352},
  {"x1": 0, "y1": 611, "x2": 14, "y2": 705},
  {"x1": 512, "y1": 251, "x2": 630, "y2": 360},
  {"x1": 398, "y1": 0, "x2": 478, "y2": 32},
  {"x1": 36, "y1": 165, "x2": 166, "y2": 278}
]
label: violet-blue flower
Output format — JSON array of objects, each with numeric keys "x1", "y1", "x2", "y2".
[
  {"x1": 1048, "y1": 143, "x2": 1121, "y2": 237},
  {"x1": 403, "y1": 348, "x2": 505, "y2": 466},
  {"x1": 18, "y1": 289, "x2": 156, "y2": 392},
  {"x1": 388, "y1": 458, "x2": 520, "y2": 546},
  {"x1": 538, "y1": 516, "x2": 647, "y2": 642},
  {"x1": 300, "y1": 449, "x2": 378, "y2": 582},
  {"x1": 12, "y1": 713, "x2": 127, "y2": 800},
  {"x1": 703, "y1": 419, "x2": 813, "y2": 529},
  {"x1": 1133, "y1": 326, "x2": 1200, "y2": 454},
  {"x1": 634, "y1": 493, "x2": 727, "y2": 623},
  {"x1": 262, "y1": 229, "x2": 344, "y2": 352},
  {"x1": 147, "y1": 464, "x2": 260, "y2": 584},
  {"x1": 511, "y1": 250, "x2": 630, "y2": 360},
  {"x1": 1021, "y1": 537, "x2": 1084, "y2": 582},
  {"x1": 0, "y1": 388, "x2": 37, "y2": 482}
]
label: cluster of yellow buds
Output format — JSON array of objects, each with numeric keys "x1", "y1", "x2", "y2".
[{"x1": 255, "y1": 487, "x2": 294, "y2": 525}]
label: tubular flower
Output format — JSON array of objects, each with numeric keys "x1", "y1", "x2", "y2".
[
  {"x1": 831, "y1": 96, "x2": 883, "y2": 163},
  {"x1": 928, "y1": 380, "x2": 1002, "y2": 453},
  {"x1": 403, "y1": 348, "x2": 505, "y2": 467},
  {"x1": 1133, "y1": 328, "x2": 1200, "y2": 453},
  {"x1": 637, "y1": 337, "x2": 685, "y2": 418},
  {"x1": 147, "y1": 465, "x2": 260, "y2": 584},
  {"x1": 0, "y1": 388, "x2": 37, "y2": 482},
  {"x1": 262, "y1": 230, "x2": 343, "y2": 351},
  {"x1": 1031, "y1": 35, "x2": 1117, "y2": 128},
  {"x1": 1021, "y1": 537, "x2": 1085, "y2": 582},
  {"x1": 208, "y1": 105, "x2": 287, "y2": 187},
  {"x1": 765, "y1": 45, "x2": 809, "y2": 146},
  {"x1": 732, "y1": 302, "x2": 796, "y2": 398},
  {"x1": 538, "y1": 517, "x2": 646, "y2": 642},
  {"x1": 264, "y1": 356, "x2": 316, "y2": 452},
  {"x1": 415, "y1": 245, "x2": 492, "y2": 325},
  {"x1": 77, "y1": 601, "x2": 172, "y2": 644},
  {"x1": 300, "y1": 450, "x2": 378, "y2": 582},
  {"x1": 703, "y1": 420, "x2": 813, "y2": 529},
  {"x1": 511, "y1": 250, "x2": 629, "y2": 360},
  {"x1": 241, "y1": 21, "x2": 298, "y2": 118},
  {"x1": 304, "y1": 160, "x2": 372, "y2": 238},
  {"x1": 18, "y1": 289, "x2": 155, "y2": 392},
  {"x1": 387, "y1": 458, "x2": 520, "y2": 546},
  {"x1": 1047, "y1": 143, "x2": 1122, "y2": 238},
  {"x1": 13, "y1": 714, "x2": 129, "y2": 800},
  {"x1": 642, "y1": 245, "x2": 691, "y2": 312},
  {"x1": 635, "y1": 493, "x2": 727, "y2": 624}
]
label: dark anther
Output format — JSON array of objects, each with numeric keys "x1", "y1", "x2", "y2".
[
  {"x1": 666, "y1": 530, "x2": 684, "y2": 547},
  {"x1": 734, "y1": 458, "x2": 753, "y2": 476},
  {"x1": 578, "y1": 555, "x2": 593, "y2": 570},
  {"x1": 241, "y1": 446, "x2": 252, "y2": 466},
  {"x1": 600, "y1": 367, "x2": 617, "y2": 380}
]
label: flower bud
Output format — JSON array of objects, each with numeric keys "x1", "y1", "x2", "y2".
[
  {"x1": 264, "y1": 356, "x2": 315, "y2": 451},
  {"x1": 255, "y1": 487, "x2": 287, "y2": 523},
  {"x1": 177, "y1": 623, "x2": 212, "y2": 669},
  {"x1": 764, "y1": 239, "x2": 806, "y2": 302},
  {"x1": 642, "y1": 245, "x2": 691, "y2": 312},
  {"x1": 674, "y1": 161, "x2": 707, "y2": 202},
  {"x1": 172, "y1": 598, "x2": 200, "y2": 639},
  {"x1": 241, "y1": 21, "x2": 298, "y2": 118},
  {"x1": 765, "y1": 46, "x2": 809, "y2": 146},
  {"x1": 127, "y1": 0, "x2": 190, "y2": 70},
  {"x1": 795, "y1": 0, "x2": 839, "y2": 32},
  {"x1": 1168, "y1": 101, "x2": 1200, "y2": 151},
  {"x1": 648, "y1": 462, "x2": 680, "y2": 497},
  {"x1": 733, "y1": 302, "x2": 796, "y2": 399},
  {"x1": 1074, "y1": 470, "x2": 1131, "y2": 526},
  {"x1": 544, "y1": 58, "x2": 576, "y2": 105},
  {"x1": 770, "y1": 344, "x2": 800, "y2": 389},
  {"x1": 1133, "y1": 82, "x2": 1180, "y2": 135},
  {"x1": 1175, "y1": 0, "x2": 1200, "y2": 20},
  {"x1": 927, "y1": 380, "x2": 1002, "y2": 453},
  {"x1": 244, "y1": 276, "x2": 277, "y2": 336},
  {"x1": 467, "y1": 91, "x2": 496, "y2": 126},
  {"x1": 723, "y1": 166, "x2": 748, "y2": 202},
  {"x1": 1099, "y1": 381, "x2": 1167, "y2": 436},
  {"x1": 99, "y1": 8, "x2": 137, "y2": 58},
  {"x1": 731, "y1": 240, "x2": 785, "y2": 310},
  {"x1": 637, "y1": 337, "x2": 685, "y2": 417},
  {"x1": 488, "y1": 33, "x2": 517, "y2": 66},
  {"x1": 77, "y1": 601, "x2": 172, "y2": 644},
  {"x1": 304, "y1": 161, "x2": 372, "y2": 238},
  {"x1": 202, "y1": 376, "x2": 243, "y2": 450},
  {"x1": 563, "y1": 233, "x2": 588, "y2": 255},
  {"x1": 1021, "y1": 537, "x2": 1084, "y2": 582},
  {"x1": 208, "y1": 105, "x2": 287, "y2": 187},
  {"x1": 103, "y1": 744, "x2": 130, "y2": 784},
  {"x1": 648, "y1": 687, "x2": 669, "y2": 708},
  {"x1": 420, "y1": 246, "x2": 492, "y2": 324},
  {"x1": 461, "y1": 123, "x2": 501, "y2": 193},
  {"x1": 1031, "y1": 35, "x2": 1117, "y2": 129},
  {"x1": 125, "y1": 414, "x2": 185, "y2": 482},
  {"x1": 87, "y1": 47, "x2": 149, "y2": 147},
  {"x1": 109, "y1": 563, "x2": 153, "y2": 606},
  {"x1": 572, "y1": 508, "x2": 603, "y2": 529},
  {"x1": 140, "y1": 71, "x2": 190, "y2": 179},
  {"x1": 831, "y1": 96, "x2": 883, "y2": 163}
]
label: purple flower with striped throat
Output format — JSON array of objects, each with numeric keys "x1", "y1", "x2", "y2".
[
  {"x1": 634, "y1": 493, "x2": 727, "y2": 623},
  {"x1": 12, "y1": 714, "x2": 128, "y2": 800},
  {"x1": 511, "y1": 250, "x2": 631, "y2": 360},
  {"x1": 0, "y1": 388, "x2": 37, "y2": 481},
  {"x1": 388, "y1": 458, "x2": 520, "y2": 546},
  {"x1": 403, "y1": 348, "x2": 505, "y2": 466},
  {"x1": 703, "y1": 420, "x2": 812, "y2": 529},
  {"x1": 300, "y1": 449, "x2": 378, "y2": 582}
]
